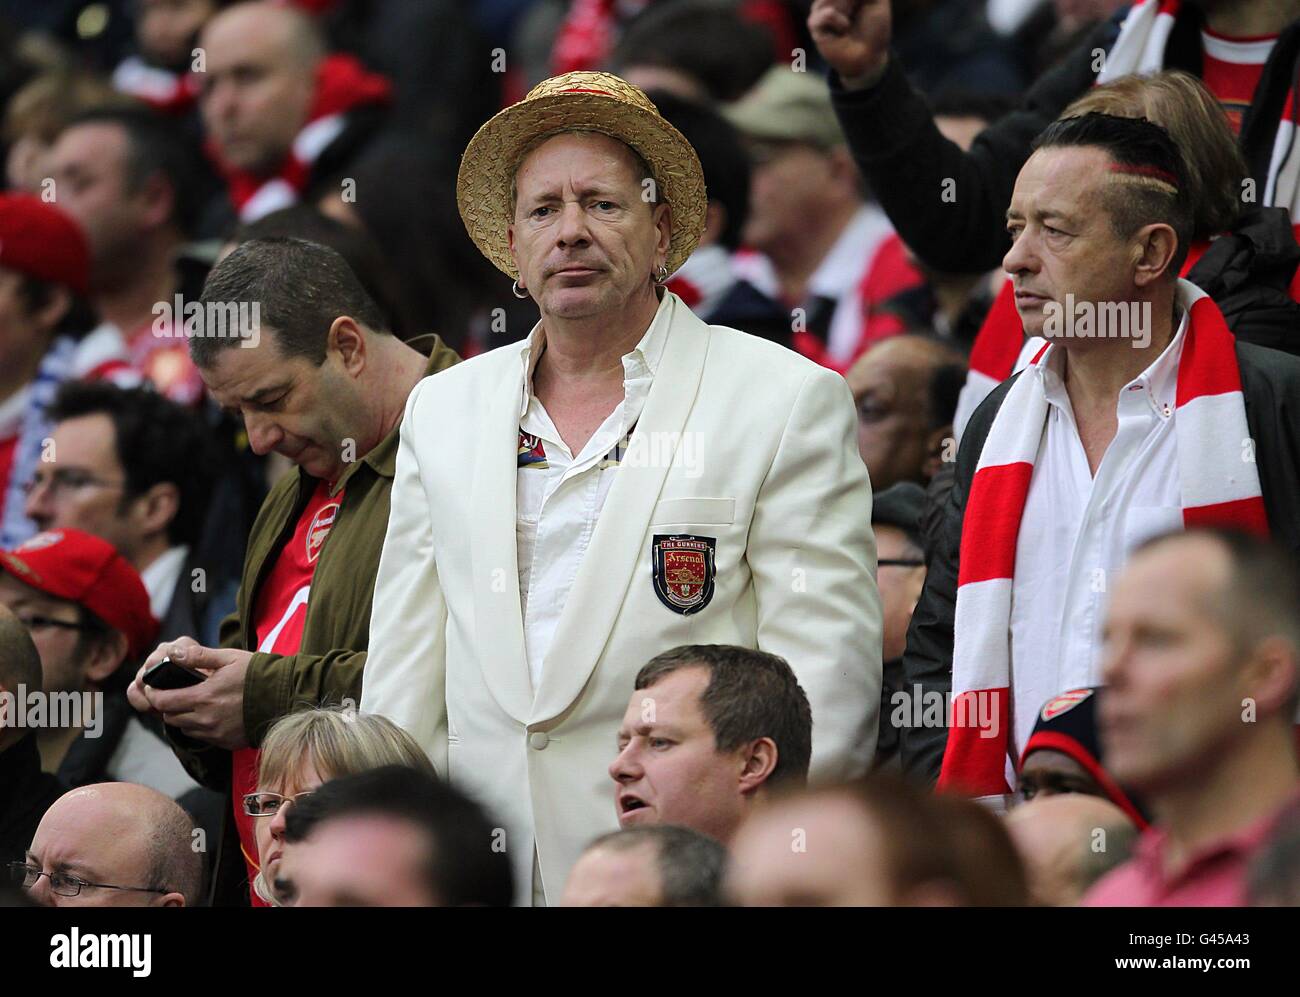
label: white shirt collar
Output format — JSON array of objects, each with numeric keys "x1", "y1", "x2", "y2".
[
  {"x1": 139, "y1": 544, "x2": 190, "y2": 621},
  {"x1": 517, "y1": 290, "x2": 675, "y2": 419},
  {"x1": 1035, "y1": 303, "x2": 1188, "y2": 423}
]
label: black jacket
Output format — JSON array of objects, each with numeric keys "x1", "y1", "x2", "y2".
[
  {"x1": 899, "y1": 341, "x2": 1300, "y2": 784},
  {"x1": 0, "y1": 734, "x2": 65, "y2": 866},
  {"x1": 830, "y1": 7, "x2": 1300, "y2": 274}
]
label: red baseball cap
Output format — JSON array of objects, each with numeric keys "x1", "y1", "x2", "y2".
[
  {"x1": 0, "y1": 193, "x2": 91, "y2": 296},
  {"x1": 0, "y1": 529, "x2": 158, "y2": 659}
]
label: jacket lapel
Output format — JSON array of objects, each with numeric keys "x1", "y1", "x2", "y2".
[
  {"x1": 469, "y1": 346, "x2": 533, "y2": 724},
  {"x1": 531, "y1": 296, "x2": 710, "y2": 724}
]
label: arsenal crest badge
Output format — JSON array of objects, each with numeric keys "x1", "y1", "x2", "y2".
[{"x1": 652, "y1": 534, "x2": 716, "y2": 615}]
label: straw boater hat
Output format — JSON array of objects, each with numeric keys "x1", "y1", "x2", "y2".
[{"x1": 456, "y1": 71, "x2": 707, "y2": 281}]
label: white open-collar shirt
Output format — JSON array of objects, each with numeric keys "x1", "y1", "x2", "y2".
[
  {"x1": 1007, "y1": 306, "x2": 1188, "y2": 759},
  {"x1": 515, "y1": 308, "x2": 671, "y2": 690}
]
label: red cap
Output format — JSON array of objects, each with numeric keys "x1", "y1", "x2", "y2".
[
  {"x1": 0, "y1": 530, "x2": 157, "y2": 659},
  {"x1": 0, "y1": 194, "x2": 91, "y2": 296}
]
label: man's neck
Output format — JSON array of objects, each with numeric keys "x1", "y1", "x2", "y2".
[
  {"x1": 37, "y1": 724, "x2": 83, "y2": 773},
  {"x1": 1153, "y1": 728, "x2": 1300, "y2": 876},
  {"x1": 94, "y1": 242, "x2": 177, "y2": 340},
  {"x1": 1206, "y1": 0, "x2": 1299, "y2": 37},
  {"x1": 370, "y1": 337, "x2": 433, "y2": 446},
  {"x1": 535, "y1": 287, "x2": 662, "y2": 389},
  {"x1": 1061, "y1": 294, "x2": 1177, "y2": 417},
  {"x1": 764, "y1": 200, "x2": 859, "y2": 304},
  {"x1": 131, "y1": 536, "x2": 173, "y2": 575}
]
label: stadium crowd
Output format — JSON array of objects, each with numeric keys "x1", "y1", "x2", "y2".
[{"x1": 1, "y1": 0, "x2": 1299, "y2": 908}]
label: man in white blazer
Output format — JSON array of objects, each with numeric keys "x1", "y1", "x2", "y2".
[{"x1": 361, "y1": 71, "x2": 882, "y2": 904}]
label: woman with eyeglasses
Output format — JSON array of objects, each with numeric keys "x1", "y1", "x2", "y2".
[{"x1": 244, "y1": 706, "x2": 435, "y2": 906}]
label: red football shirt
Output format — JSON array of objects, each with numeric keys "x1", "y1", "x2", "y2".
[
  {"x1": 1200, "y1": 29, "x2": 1277, "y2": 135},
  {"x1": 233, "y1": 478, "x2": 343, "y2": 903}
]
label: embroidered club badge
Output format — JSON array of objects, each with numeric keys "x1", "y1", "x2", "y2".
[{"x1": 651, "y1": 534, "x2": 716, "y2": 615}]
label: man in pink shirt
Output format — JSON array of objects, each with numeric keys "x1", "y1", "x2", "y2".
[{"x1": 1083, "y1": 527, "x2": 1300, "y2": 907}]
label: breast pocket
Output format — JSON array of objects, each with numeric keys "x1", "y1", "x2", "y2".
[{"x1": 650, "y1": 497, "x2": 736, "y2": 527}]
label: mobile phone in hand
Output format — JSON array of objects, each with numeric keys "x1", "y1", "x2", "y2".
[{"x1": 142, "y1": 656, "x2": 205, "y2": 690}]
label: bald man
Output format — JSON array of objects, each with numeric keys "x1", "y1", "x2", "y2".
[
  {"x1": 844, "y1": 334, "x2": 965, "y2": 492},
  {"x1": 1006, "y1": 794, "x2": 1137, "y2": 906},
  {"x1": 21, "y1": 783, "x2": 202, "y2": 906},
  {"x1": 0, "y1": 607, "x2": 66, "y2": 865},
  {"x1": 199, "y1": 1, "x2": 390, "y2": 220}
]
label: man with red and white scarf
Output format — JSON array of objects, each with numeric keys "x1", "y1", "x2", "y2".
[
  {"x1": 198, "y1": 1, "x2": 391, "y2": 223},
  {"x1": 901, "y1": 112, "x2": 1300, "y2": 794}
]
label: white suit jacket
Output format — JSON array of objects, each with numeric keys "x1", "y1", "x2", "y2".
[{"x1": 362, "y1": 292, "x2": 882, "y2": 903}]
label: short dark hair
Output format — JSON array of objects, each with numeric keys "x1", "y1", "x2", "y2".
[
  {"x1": 650, "y1": 90, "x2": 751, "y2": 250},
  {"x1": 193, "y1": 237, "x2": 389, "y2": 368},
  {"x1": 283, "y1": 765, "x2": 513, "y2": 907},
  {"x1": 586, "y1": 825, "x2": 726, "y2": 906},
  {"x1": 47, "y1": 381, "x2": 217, "y2": 548},
  {"x1": 1032, "y1": 111, "x2": 1195, "y2": 275},
  {"x1": 612, "y1": 0, "x2": 775, "y2": 103},
  {"x1": 634, "y1": 644, "x2": 812, "y2": 787},
  {"x1": 66, "y1": 106, "x2": 208, "y2": 236}
]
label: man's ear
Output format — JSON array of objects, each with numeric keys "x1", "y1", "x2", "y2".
[
  {"x1": 654, "y1": 201, "x2": 672, "y2": 262},
  {"x1": 1132, "y1": 222, "x2": 1179, "y2": 288},
  {"x1": 33, "y1": 284, "x2": 71, "y2": 337},
  {"x1": 328, "y1": 316, "x2": 367, "y2": 376},
  {"x1": 1242, "y1": 635, "x2": 1300, "y2": 718},
  {"x1": 507, "y1": 224, "x2": 522, "y2": 288},
  {"x1": 130, "y1": 481, "x2": 180, "y2": 542},
  {"x1": 138, "y1": 170, "x2": 176, "y2": 231},
  {"x1": 738, "y1": 737, "x2": 779, "y2": 795},
  {"x1": 84, "y1": 630, "x2": 129, "y2": 688}
]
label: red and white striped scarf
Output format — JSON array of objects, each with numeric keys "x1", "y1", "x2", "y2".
[
  {"x1": 1100, "y1": 0, "x2": 1300, "y2": 220},
  {"x1": 112, "y1": 56, "x2": 200, "y2": 114},
  {"x1": 939, "y1": 280, "x2": 1269, "y2": 797},
  {"x1": 210, "y1": 53, "x2": 391, "y2": 222}
]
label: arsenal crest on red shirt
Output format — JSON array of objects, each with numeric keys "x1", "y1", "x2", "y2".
[{"x1": 651, "y1": 534, "x2": 716, "y2": 615}]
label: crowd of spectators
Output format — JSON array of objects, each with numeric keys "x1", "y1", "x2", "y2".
[{"x1": 1, "y1": 0, "x2": 1298, "y2": 908}]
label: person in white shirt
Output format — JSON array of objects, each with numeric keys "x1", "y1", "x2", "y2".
[
  {"x1": 904, "y1": 112, "x2": 1300, "y2": 797},
  {"x1": 361, "y1": 71, "x2": 882, "y2": 905}
]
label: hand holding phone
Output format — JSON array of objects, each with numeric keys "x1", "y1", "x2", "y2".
[{"x1": 142, "y1": 656, "x2": 206, "y2": 691}]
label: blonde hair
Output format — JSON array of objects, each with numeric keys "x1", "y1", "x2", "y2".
[
  {"x1": 257, "y1": 707, "x2": 436, "y2": 791},
  {"x1": 1061, "y1": 71, "x2": 1247, "y2": 240},
  {"x1": 2, "y1": 71, "x2": 135, "y2": 145}
]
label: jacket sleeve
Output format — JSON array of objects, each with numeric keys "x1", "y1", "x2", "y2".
[
  {"x1": 747, "y1": 366, "x2": 881, "y2": 781},
  {"x1": 242, "y1": 649, "x2": 367, "y2": 746},
  {"x1": 359, "y1": 379, "x2": 449, "y2": 774},
  {"x1": 899, "y1": 378, "x2": 1007, "y2": 783},
  {"x1": 829, "y1": 17, "x2": 1118, "y2": 274}
]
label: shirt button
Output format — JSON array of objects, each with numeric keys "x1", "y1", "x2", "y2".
[{"x1": 529, "y1": 731, "x2": 550, "y2": 750}]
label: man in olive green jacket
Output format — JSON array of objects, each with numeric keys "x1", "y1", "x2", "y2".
[{"x1": 126, "y1": 238, "x2": 458, "y2": 904}]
